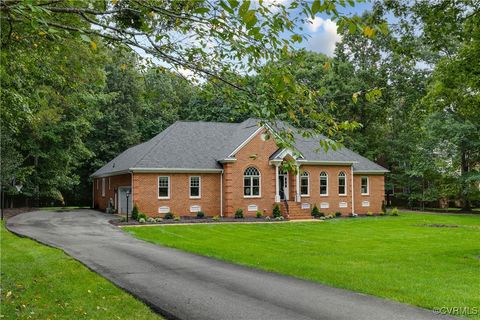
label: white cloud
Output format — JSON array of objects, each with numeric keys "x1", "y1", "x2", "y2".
[{"x1": 303, "y1": 17, "x2": 341, "y2": 56}]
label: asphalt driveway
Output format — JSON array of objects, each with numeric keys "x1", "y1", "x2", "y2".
[{"x1": 7, "y1": 210, "x2": 452, "y2": 320}]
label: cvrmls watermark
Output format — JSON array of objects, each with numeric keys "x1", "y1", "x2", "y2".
[{"x1": 433, "y1": 307, "x2": 478, "y2": 316}]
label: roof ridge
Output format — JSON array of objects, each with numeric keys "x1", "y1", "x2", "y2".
[{"x1": 131, "y1": 122, "x2": 180, "y2": 168}]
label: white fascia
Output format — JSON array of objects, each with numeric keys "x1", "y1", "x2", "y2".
[{"x1": 130, "y1": 168, "x2": 223, "y2": 173}]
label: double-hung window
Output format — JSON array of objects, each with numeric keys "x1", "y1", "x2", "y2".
[
  {"x1": 361, "y1": 176, "x2": 369, "y2": 195},
  {"x1": 190, "y1": 176, "x2": 201, "y2": 198},
  {"x1": 338, "y1": 171, "x2": 347, "y2": 195},
  {"x1": 158, "y1": 176, "x2": 170, "y2": 199},
  {"x1": 244, "y1": 167, "x2": 260, "y2": 197},
  {"x1": 320, "y1": 172, "x2": 328, "y2": 195},
  {"x1": 300, "y1": 172, "x2": 309, "y2": 196}
]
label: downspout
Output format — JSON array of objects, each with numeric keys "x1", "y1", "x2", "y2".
[
  {"x1": 130, "y1": 171, "x2": 134, "y2": 212},
  {"x1": 351, "y1": 165, "x2": 355, "y2": 215},
  {"x1": 220, "y1": 171, "x2": 223, "y2": 217},
  {"x1": 92, "y1": 179, "x2": 95, "y2": 209}
]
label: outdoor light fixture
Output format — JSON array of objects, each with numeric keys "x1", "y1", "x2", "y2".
[{"x1": 125, "y1": 189, "x2": 131, "y2": 223}]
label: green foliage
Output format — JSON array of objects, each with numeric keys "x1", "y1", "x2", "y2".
[
  {"x1": 234, "y1": 208, "x2": 244, "y2": 219},
  {"x1": 138, "y1": 218, "x2": 146, "y2": 224},
  {"x1": 381, "y1": 201, "x2": 387, "y2": 214},
  {"x1": 196, "y1": 211, "x2": 205, "y2": 219},
  {"x1": 212, "y1": 215, "x2": 220, "y2": 222},
  {"x1": 132, "y1": 204, "x2": 139, "y2": 221},
  {"x1": 272, "y1": 204, "x2": 282, "y2": 218},
  {"x1": 137, "y1": 213, "x2": 147, "y2": 221},
  {"x1": 391, "y1": 208, "x2": 399, "y2": 216},
  {"x1": 335, "y1": 212, "x2": 342, "y2": 217},
  {"x1": 311, "y1": 205, "x2": 323, "y2": 218},
  {"x1": 164, "y1": 212, "x2": 174, "y2": 220},
  {"x1": 366, "y1": 211, "x2": 373, "y2": 216},
  {"x1": 173, "y1": 216, "x2": 181, "y2": 221},
  {"x1": 256, "y1": 211, "x2": 263, "y2": 218}
]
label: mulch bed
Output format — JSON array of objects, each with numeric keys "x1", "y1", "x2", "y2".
[{"x1": 110, "y1": 216, "x2": 289, "y2": 226}]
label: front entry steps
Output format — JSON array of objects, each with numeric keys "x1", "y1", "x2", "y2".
[{"x1": 281, "y1": 201, "x2": 312, "y2": 220}]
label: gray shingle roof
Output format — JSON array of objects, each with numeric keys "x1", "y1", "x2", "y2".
[{"x1": 92, "y1": 118, "x2": 387, "y2": 177}]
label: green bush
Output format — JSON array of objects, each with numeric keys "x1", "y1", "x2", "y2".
[
  {"x1": 366, "y1": 211, "x2": 373, "y2": 216},
  {"x1": 155, "y1": 217, "x2": 163, "y2": 222},
  {"x1": 138, "y1": 213, "x2": 147, "y2": 221},
  {"x1": 379, "y1": 211, "x2": 386, "y2": 216},
  {"x1": 274, "y1": 216, "x2": 284, "y2": 221},
  {"x1": 391, "y1": 207, "x2": 399, "y2": 216},
  {"x1": 164, "y1": 211, "x2": 174, "y2": 219},
  {"x1": 381, "y1": 201, "x2": 387, "y2": 214},
  {"x1": 212, "y1": 215, "x2": 220, "y2": 221},
  {"x1": 173, "y1": 215, "x2": 181, "y2": 221},
  {"x1": 146, "y1": 217, "x2": 155, "y2": 223},
  {"x1": 335, "y1": 211, "x2": 342, "y2": 217},
  {"x1": 138, "y1": 218, "x2": 145, "y2": 223},
  {"x1": 256, "y1": 211, "x2": 263, "y2": 218},
  {"x1": 131, "y1": 204, "x2": 139, "y2": 220},
  {"x1": 234, "y1": 208, "x2": 244, "y2": 219},
  {"x1": 311, "y1": 205, "x2": 320, "y2": 217},
  {"x1": 264, "y1": 216, "x2": 271, "y2": 221},
  {"x1": 272, "y1": 204, "x2": 282, "y2": 218},
  {"x1": 196, "y1": 211, "x2": 205, "y2": 219}
]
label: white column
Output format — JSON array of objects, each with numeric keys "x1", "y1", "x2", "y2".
[
  {"x1": 351, "y1": 165, "x2": 355, "y2": 215},
  {"x1": 295, "y1": 165, "x2": 301, "y2": 202},
  {"x1": 275, "y1": 163, "x2": 280, "y2": 203}
]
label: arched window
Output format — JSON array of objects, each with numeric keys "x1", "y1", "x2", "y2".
[
  {"x1": 320, "y1": 171, "x2": 328, "y2": 195},
  {"x1": 244, "y1": 167, "x2": 260, "y2": 197},
  {"x1": 300, "y1": 171, "x2": 309, "y2": 196},
  {"x1": 338, "y1": 171, "x2": 347, "y2": 195}
]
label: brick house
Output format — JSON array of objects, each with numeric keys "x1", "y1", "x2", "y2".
[{"x1": 91, "y1": 118, "x2": 388, "y2": 219}]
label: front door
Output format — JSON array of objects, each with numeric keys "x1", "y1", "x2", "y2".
[
  {"x1": 118, "y1": 187, "x2": 132, "y2": 214},
  {"x1": 279, "y1": 173, "x2": 288, "y2": 200}
]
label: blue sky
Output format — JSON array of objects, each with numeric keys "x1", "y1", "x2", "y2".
[{"x1": 297, "y1": 1, "x2": 373, "y2": 55}]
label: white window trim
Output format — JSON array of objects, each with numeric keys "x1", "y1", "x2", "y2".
[
  {"x1": 101, "y1": 178, "x2": 105, "y2": 197},
  {"x1": 338, "y1": 172, "x2": 347, "y2": 196},
  {"x1": 243, "y1": 167, "x2": 261, "y2": 198},
  {"x1": 320, "y1": 172, "x2": 328, "y2": 196},
  {"x1": 158, "y1": 176, "x2": 170, "y2": 199},
  {"x1": 189, "y1": 176, "x2": 201, "y2": 199},
  {"x1": 361, "y1": 176, "x2": 369, "y2": 195},
  {"x1": 300, "y1": 172, "x2": 310, "y2": 197}
]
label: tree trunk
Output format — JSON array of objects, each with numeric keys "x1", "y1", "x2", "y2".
[{"x1": 460, "y1": 151, "x2": 471, "y2": 211}]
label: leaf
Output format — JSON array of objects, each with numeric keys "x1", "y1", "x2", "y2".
[
  {"x1": 291, "y1": 34, "x2": 302, "y2": 43},
  {"x1": 311, "y1": 0, "x2": 321, "y2": 14},
  {"x1": 352, "y1": 92, "x2": 359, "y2": 104},
  {"x1": 120, "y1": 63, "x2": 127, "y2": 71},
  {"x1": 220, "y1": 1, "x2": 234, "y2": 14},
  {"x1": 363, "y1": 26, "x2": 375, "y2": 38},
  {"x1": 239, "y1": 0, "x2": 250, "y2": 17},
  {"x1": 194, "y1": 7, "x2": 210, "y2": 14},
  {"x1": 323, "y1": 62, "x2": 330, "y2": 70},
  {"x1": 90, "y1": 41, "x2": 97, "y2": 50}
]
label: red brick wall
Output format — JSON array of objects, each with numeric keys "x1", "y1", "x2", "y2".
[
  {"x1": 353, "y1": 174, "x2": 385, "y2": 214},
  {"x1": 132, "y1": 172, "x2": 221, "y2": 217},
  {"x1": 93, "y1": 174, "x2": 131, "y2": 211},
  {"x1": 223, "y1": 129, "x2": 279, "y2": 217},
  {"x1": 297, "y1": 165, "x2": 353, "y2": 215}
]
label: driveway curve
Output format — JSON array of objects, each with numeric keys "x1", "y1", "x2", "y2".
[{"x1": 7, "y1": 210, "x2": 451, "y2": 320}]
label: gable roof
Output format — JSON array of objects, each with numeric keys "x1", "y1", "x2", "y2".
[{"x1": 92, "y1": 118, "x2": 388, "y2": 177}]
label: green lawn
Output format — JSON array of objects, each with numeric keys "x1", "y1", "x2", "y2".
[
  {"x1": 0, "y1": 222, "x2": 161, "y2": 320},
  {"x1": 125, "y1": 213, "x2": 480, "y2": 317}
]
